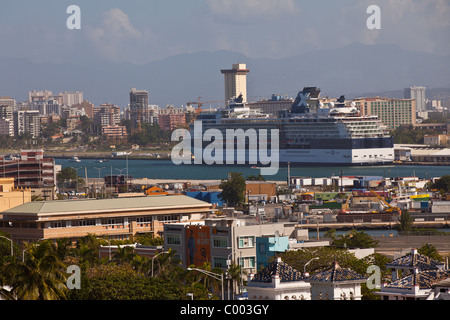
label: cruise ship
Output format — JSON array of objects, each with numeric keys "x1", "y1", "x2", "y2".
[{"x1": 190, "y1": 87, "x2": 394, "y2": 166}]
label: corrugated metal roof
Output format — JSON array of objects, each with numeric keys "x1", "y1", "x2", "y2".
[{"x1": 3, "y1": 195, "x2": 211, "y2": 216}]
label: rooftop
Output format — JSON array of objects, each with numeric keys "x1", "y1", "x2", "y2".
[
  {"x1": 306, "y1": 261, "x2": 366, "y2": 283},
  {"x1": 251, "y1": 257, "x2": 304, "y2": 283},
  {"x1": 384, "y1": 270, "x2": 450, "y2": 290},
  {"x1": 2, "y1": 195, "x2": 211, "y2": 218},
  {"x1": 386, "y1": 249, "x2": 445, "y2": 271}
]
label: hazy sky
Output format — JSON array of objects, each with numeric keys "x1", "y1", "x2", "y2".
[{"x1": 1, "y1": 0, "x2": 449, "y2": 64}]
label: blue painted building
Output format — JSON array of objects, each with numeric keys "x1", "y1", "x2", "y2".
[{"x1": 256, "y1": 236, "x2": 289, "y2": 270}]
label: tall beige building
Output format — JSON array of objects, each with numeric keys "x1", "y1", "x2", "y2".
[
  {"x1": 352, "y1": 97, "x2": 416, "y2": 130},
  {"x1": 221, "y1": 63, "x2": 249, "y2": 105}
]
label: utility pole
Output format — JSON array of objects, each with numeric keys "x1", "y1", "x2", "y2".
[{"x1": 287, "y1": 162, "x2": 291, "y2": 187}]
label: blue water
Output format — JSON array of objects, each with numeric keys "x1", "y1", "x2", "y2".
[
  {"x1": 309, "y1": 228, "x2": 450, "y2": 238},
  {"x1": 56, "y1": 158, "x2": 450, "y2": 181}
]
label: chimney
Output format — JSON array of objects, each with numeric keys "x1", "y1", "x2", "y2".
[
  {"x1": 412, "y1": 268, "x2": 420, "y2": 295},
  {"x1": 272, "y1": 274, "x2": 280, "y2": 287},
  {"x1": 411, "y1": 248, "x2": 418, "y2": 267}
]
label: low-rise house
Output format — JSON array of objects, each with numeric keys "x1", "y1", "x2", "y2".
[
  {"x1": 378, "y1": 248, "x2": 450, "y2": 300},
  {"x1": 378, "y1": 269, "x2": 450, "y2": 300},
  {"x1": 306, "y1": 261, "x2": 367, "y2": 300},
  {"x1": 247, "y1": 257, "x2": 311, "y2": 300},
  {"x1": 386, "y1": 249, "x2": 446, "y2": 281}
]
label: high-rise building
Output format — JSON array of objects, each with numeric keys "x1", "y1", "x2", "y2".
[
  {"x1": 404, "y1": 86, "x2": 426, "y2": 112},
  {"x1": 93, "y1": 103, "x2": 121, "y2": 127},
  {"x1": 73, "y1": 100, "x2": 94, "y2": 118},
  {"x1": 221, "y1": 63, "x2": 250, "y2": 105},
  {"x1": 13, "y1": 110, "x2": 41, "y2": 138},
  {"x1": 60, "y1": 91, "x2": 84, "y2": 107},
  {"x1": 158, "y1": 113, "x2": 186, "y2": 131},
  {"x1": 129, "y1": 88, "x2": 149, "y2": 126},
  {"x1": 352, "y1": 97, "x2": 416, "y2": 130},
  {"x1": 0, "y1": 118, "x2": 14, "y2": 136},
  {"x1": 0, "y1": 96, "x2": 15, "y2": 116},
  {"x1": 28, "y1": 90, "x2": 53, "y2": 103}
]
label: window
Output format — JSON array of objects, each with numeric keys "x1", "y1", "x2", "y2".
[
  {"x1": 240, "y1": 256, "x2": 255, "y2": 268},
  {"x1": 51, "y1": 221, "x2": 66, "y2": 228},
  {"x1": 213, "y1": 257, "x2": 228, "y2": 269},
  {"x1": 137, "y1": 216, "x2": 152, "y2": 224},
  {"x1": 73, "y1": 219, "x2": 95, "y2": 227},
  {"x1": 213, "y1": 236, "x2": 228, "y2": 248},
  {"x1": 238, "y1": 236, "x2": 255, "y2": 248},
  {"x1": 166, "y1": 234, "x2": 181, "y2": 246}
]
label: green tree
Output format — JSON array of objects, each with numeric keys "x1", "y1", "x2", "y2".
[
  {"x1": 418, "y1": 243, "x2": 443, "y2": 261},
  {"x1": 152, "y1": 249, "x2": 182, "y2": 280},
  {"x1": 68, "y1": 264, "x2": 210, "y2": 300},
  {"x1": 56, "y1": 167, "x2": 84, "y2": 189},
  {"x1": 112, "y1": 245, "x2": 136, "y2": 266},
  {"x1": 246, "y1": 174, "x2": 266, "y2": 181},
  {"x1": 6, "y1": 241, "x2": 68, "y2": 300},
  {"x1": 432, "y1": 175, "x2": 450, "y2": 193},
  {"x1": 398, "y1": 210, "x2": 414, "y2": 232},
  {"x1": 226, "y1": 262, "x2": 245, "y2": 299},
  {"x1": 219, "y1": 172, "x2": 246, "y2": 206},
  {"x1": 330, "y1": 229, "x2": 379, "y2": 249},
  {"x1": 185, "y1": 262, "x2": 223, "y2": 299}
]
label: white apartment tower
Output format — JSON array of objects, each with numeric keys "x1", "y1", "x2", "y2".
[
  {"x1": 404, "y1": 86, "x2": 426, "y2": 112},
  {"x1": 221, "y1": 63, "x2": 250, "y2": 105},
  {"x1": 60, "y1": 91, "x2": 84, "y2": 107}
]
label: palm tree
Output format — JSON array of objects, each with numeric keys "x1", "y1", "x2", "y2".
[
  {"x1": 186, "y1": 262, "x2": 224, "y2": 298},
  {"x1": 131, "y1": 255, "x2": 152, "y2": 275},
  {"x1": 112, "y1": 245, "x2": 135, "y2": 265},
  {"x1": 50, "y1": 238, "x2": 72, "y2": 262},
  {"x1": 7, "y1": 241, "x2": 68, "y2": 300},
  {"x1": 73, "y1": 234, "x2": 101, "y2": 266},
  {"x1": 227, "y1": 263, "x2": 245, "y2": 299},
  {"x1": 153, "y1": 250, "x2": 182, "y2": 279}
]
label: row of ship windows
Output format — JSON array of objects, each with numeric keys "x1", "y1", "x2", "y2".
[{"x1": 353, "y1": 154, "x2": 393, "y2": 158}]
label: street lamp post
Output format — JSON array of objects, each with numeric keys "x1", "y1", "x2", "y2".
[
  {"x1": 304, "y1": 257, "x2": 319, "y2": 274},
  {"x1": 0, "y1": 235, "x2": 13, "y2": 256},
  {"x1": 116, "y1": 168, "x2": 126, "y2": 192},
  {"x1": 94, "y1": 167, "x2": 105, "y2": 198},
  {"x1": 151, "y1": 251, "x2": 170, "y2": 277},
  {"x1": 70, "y1": 167, "x2": 82, "y2": 194},
  {"x1": 187, "y1": 267, "x2": 224, "y2": 300}
]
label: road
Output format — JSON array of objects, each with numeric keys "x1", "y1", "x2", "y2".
[{"x1": 374, "y1": 235, "x2": 450, "y2": 258}]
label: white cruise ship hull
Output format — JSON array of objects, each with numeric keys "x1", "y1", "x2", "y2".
[{"x1": 190, "y1": 147, "x2": 394, "y2": 166}]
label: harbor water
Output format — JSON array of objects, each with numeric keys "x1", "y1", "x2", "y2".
[{"x1": 56, "y1": 158, "x2": 450, "y2": 181}]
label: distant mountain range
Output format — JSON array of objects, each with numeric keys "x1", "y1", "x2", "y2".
[{"x1": 1, "y1": 43, "x2": 449, "y2": 108}]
